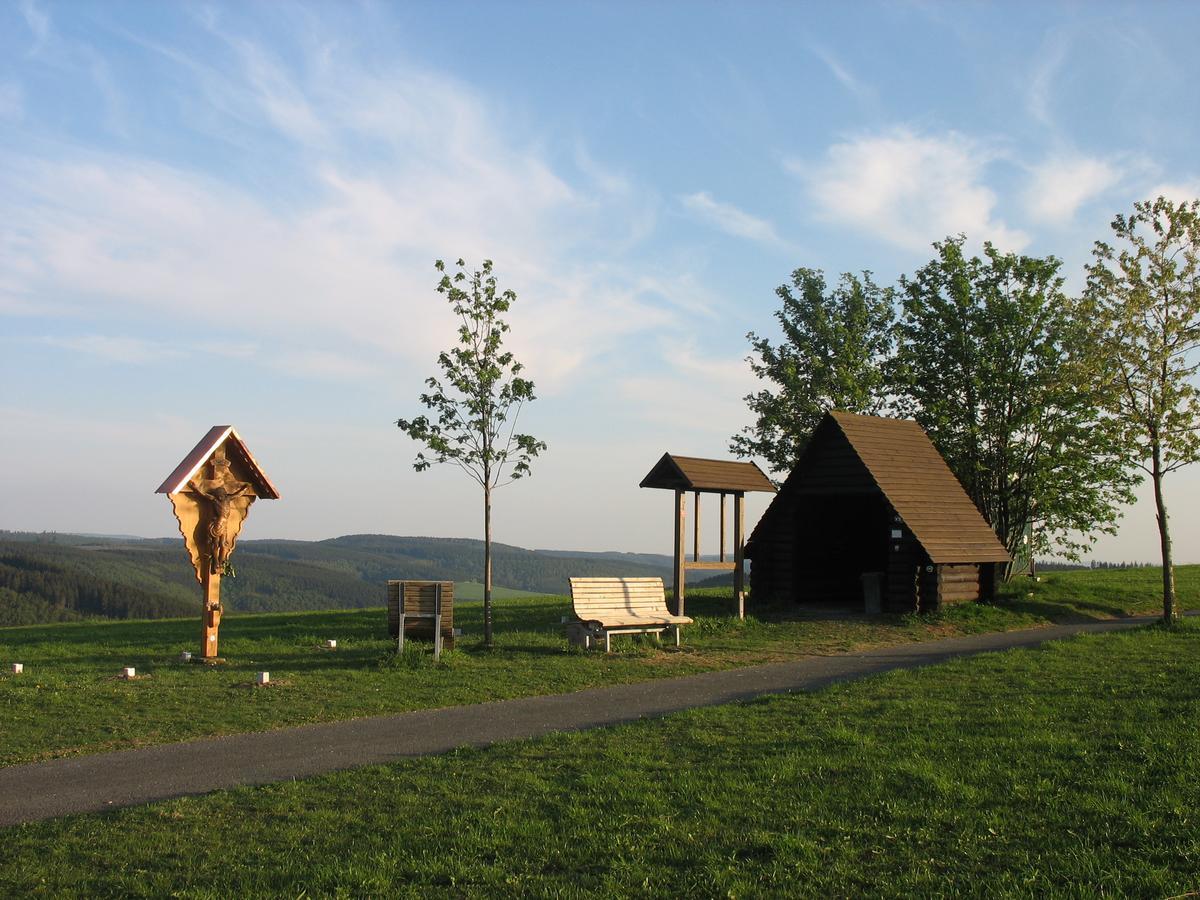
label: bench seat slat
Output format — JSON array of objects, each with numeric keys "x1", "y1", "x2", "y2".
[
  {"x1": 577, "y1": 614, "x2": 692, "y2": 627},
  {"x1": 567, "y1": 576, "x2": 692, "y2": 652}
]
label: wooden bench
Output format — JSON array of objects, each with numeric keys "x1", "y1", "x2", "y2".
[
  {"x1": 387, "y1": 580, "x2": 454, "y2": 659},
  {"x1": 567, "y1": 577, "x2": 692, "y2": 652}
]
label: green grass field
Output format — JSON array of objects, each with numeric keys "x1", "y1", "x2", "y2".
[
  {"x1": 452, "y1": 581, "x2": 551, "y2": 600},
  {"x1": 2, "y1": 616, "x2": 1197, "y2": 896},
  {"x1": 0, "y1": 568, "x2": 1194, "y2": 767}
]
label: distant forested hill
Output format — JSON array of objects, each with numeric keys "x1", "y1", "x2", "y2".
[{"x1": 0, "y1": 532, "x2": 672, "y2": 625}]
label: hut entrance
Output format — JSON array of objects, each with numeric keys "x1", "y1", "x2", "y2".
[{"x1": 793, "y1": 494, "x2": 890, "y2": 606}]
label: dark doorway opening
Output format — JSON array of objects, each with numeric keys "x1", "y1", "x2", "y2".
[{"x1": 793, "y1": 493, "x2": 889, "y2": 606}]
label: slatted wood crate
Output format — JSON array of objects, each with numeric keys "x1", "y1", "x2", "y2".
[{"x1": 387, "y1": 580, "x2": 455, "y2": 649}]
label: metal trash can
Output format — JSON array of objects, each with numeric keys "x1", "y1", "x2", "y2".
[{"x1": 861, "y1": 572, "x2": 884, "y2": 615}]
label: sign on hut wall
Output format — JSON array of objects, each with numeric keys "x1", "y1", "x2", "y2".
[{"x1": 156, "y1": 426, "x2": 279, "y2": 659}]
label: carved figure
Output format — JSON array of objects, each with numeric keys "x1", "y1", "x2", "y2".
[
  {"x1": 157, "y1": 426, "x2": 279, "y2": 658},
  {"x1": 189, "y1": 454, "x2": 254, "y2": 574}
]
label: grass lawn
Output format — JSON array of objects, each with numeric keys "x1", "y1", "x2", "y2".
[
  {"x1": 453, "y1": 581, "x2": 552, "y2": 600},
  {"x1": 0, "y1": 567, "x2": 1194, "y2": 767},
  {"x1": 2, "y1": 618, "x2": 1197, "y2": 896}
]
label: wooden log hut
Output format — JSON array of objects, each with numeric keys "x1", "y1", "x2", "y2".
[{"x1": 745, "y1": 412, "x2": 1009, "y2": 613}]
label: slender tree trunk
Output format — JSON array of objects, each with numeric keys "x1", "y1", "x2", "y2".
[
  {"x1": 1151, "y1": 441, "x2": 1178, "y2": 624},
  {"x1": 483, "y1": 482, "x2": 494, "y2": 647}
]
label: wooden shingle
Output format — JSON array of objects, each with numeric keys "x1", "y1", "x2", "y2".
[
  {"x1": 818, "y1": 412, "x2": 1008, "y2": 563},
  {"x1": 639, "y1": 453, "x2": 776, "y2": 494}
]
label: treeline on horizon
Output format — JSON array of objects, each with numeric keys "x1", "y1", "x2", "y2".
[
  {"x1": 1033, "y1": 559, "x2": 1161, "y2": 572},
  {"x1": 0, "y1": 534, "x2": 674, "y2": 627}
]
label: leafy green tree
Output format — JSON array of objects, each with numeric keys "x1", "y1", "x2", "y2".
[
  {"x1": 891, "y1": 237, "x2": 1135, "y2": 564},
  {"x1": 731, "y1": 268, "x2": 895, "y2": 474},
  {"x1": 397, "y1": 259, "x2": 546, "y2": 647},
  {"x1": 1082, "y1": 197, "x2": 1200, "y2": 623}
]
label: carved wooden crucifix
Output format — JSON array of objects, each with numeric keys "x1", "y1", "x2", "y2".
[{"x1": 156, "y1": 426, "x2": 279, "y2": 658}]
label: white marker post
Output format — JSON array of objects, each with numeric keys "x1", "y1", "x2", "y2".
[
  {"x1": 256, "y1": 671, "x2": 270, "y2": 685},
  {"x1": 11, "y1": 663, "x2": 23, "y2": 675}
]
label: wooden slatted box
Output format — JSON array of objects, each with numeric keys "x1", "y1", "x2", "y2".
[{"x1": 387, "y1": 580, "x2": 455, "y2": 648}]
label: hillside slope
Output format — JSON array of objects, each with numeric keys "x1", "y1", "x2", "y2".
[{"x1": 0, "y1": 532, "x2": 672, "y2": 624}]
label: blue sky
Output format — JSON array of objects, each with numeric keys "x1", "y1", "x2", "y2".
[{"x1": 2, "y1": 1, "x2": 1198, "y2": 560}]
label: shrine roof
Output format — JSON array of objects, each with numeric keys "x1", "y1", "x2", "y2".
[{"x1": 155, "y1": 425, "x2": 280, "y2": 498}]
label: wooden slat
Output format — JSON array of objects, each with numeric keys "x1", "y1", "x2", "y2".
[
  {"x1": 386, "y1": 580, "x2": 455, "y2": 641},
  {"x1": 683, "y1": 561, "x2": 737, "y2": 570},
  {"x1": 578, "y1": 614, "x2": 692, "y2": 627},
  {"x1": 569, "y1": 576, "x2": 690, "y2": 630}
]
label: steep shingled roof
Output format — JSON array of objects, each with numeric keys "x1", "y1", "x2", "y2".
[
  {"x1": 640, "y1": 453, "x2": 777, "y2": 494},
  {"x1": 749, "y1": 412, "x2": 1008, "y2": 564},
  {"x1": 829, "y1": 412, "x2": 1008, "y2": 563}
]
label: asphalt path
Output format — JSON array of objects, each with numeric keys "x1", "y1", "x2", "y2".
[{"x1": 0, "y1": 616, "x2": 1162, "y2": 828}]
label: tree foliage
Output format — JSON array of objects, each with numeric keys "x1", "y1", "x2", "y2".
[
  {"x1": 1082, "y1": 196, "x2": 1200, "y2": 622},
  {"x1": 890, "y1": 237, "x2": 1134, "y2": 561},
  {"x1": 730, "y1": 268, "x2": 894, "y2": 475},
  {"x1": 397, "y1": 259, "x2": 545, "y2": 646}
]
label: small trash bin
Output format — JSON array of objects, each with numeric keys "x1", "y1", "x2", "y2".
[{"x1": 861, "y1": 572, "x2": 884, "y2": 614}]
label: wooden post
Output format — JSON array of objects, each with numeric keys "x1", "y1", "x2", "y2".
[
  {"x1": 733, "y1": 493, "x2": 745, "y2": 619},
  {"x1": 719, "y1": 493, "x2": 727, "y2": 562},
  {"x1": 397, "y1": 584, "x2": 406, "y2": 652},
  {"x1": 693, "y1": 490, "x2": 701, "y2": 562},
  {"x1": 201, "y1": 569, "x2": 222, "y2": 658},
  {"x1": 432, "y1": 583, "x2": 443, "y2": 661},
  {"x1": 673, "y1": 489, "x2": 686, "y2": 616}
]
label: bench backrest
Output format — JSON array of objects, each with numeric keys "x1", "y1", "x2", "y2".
[
  {"x1": 387, "y1": 580, "x2": 454, "y2": 638},
  {"x1": 569, "y1": 577, "x2": 670, "y2": 621}
]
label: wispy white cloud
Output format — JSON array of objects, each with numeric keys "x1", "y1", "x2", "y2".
[
  {"x1": 18, "y1": 0, "x2": 49, "y2": 50},
  {"x1": 0, "y1": 29, "x2": 685, "y2": 395},
  {"x1": 618, "y1": 341, "x2": 758, "y2": 437},
  {"x1": 679, "y1": 191, "x2": 782, "y2": 246},
  {"x1": 790, "y1": 128, "x2": 1028, "y2": 252},
  {"x1": 16, "y1": 0, "x2": 128, "y2": 134},
  {"x1": 1024, "y1": 154, "x2": 1122, "y2": 224},
  {"x1": 810, "y1": 45, "x2": 874, "y2": 102},
  {"x1": 36, "y1": 334, "x2": 182, "y2": 364},
  {"x1": 1028, "y1": 31, "x2": 1070, "y2": 127},
  {"x1": 270, "y1": 349, "x2": 381, "y2": 381},
  {"x1": 227, "y1": 37, "x2": 327, "y2": 143},
  {"x1": 1144, "y1": 180, "x2": 1200, "y2": 205},
  {"x1": 0, "y1": 82, "x2": 22, "y2": 119}
]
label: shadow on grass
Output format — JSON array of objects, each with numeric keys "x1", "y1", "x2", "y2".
[{"x1": 991, "y1": 597, "x2": 1127, "y2": 623}]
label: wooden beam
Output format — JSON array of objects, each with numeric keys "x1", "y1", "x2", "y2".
[
  {"x1": 673, "y1": 489, "x2": 686, "y2": 617},
  {"x1": 693, "y1": 490, "x2": 701, "y2": 562},
  {"x1": 720, "y1": 493, "x2": 727, "y2": 562},
  {"x1": 734, "y1": 493, "x2": 745, "y2": 619},
  {"x1": 683, "y1": 561, "x2": 737, "y2": 571},
  {"x1": 201, "y1": 569, "x2": 221, "y2": 658}
]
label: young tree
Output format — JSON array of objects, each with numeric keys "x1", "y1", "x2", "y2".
[
  {"x1": 397, "y1": 259, "x2": 546, "y2": 647},
  {"x1": 1082, "y1": 197, "x2": 1200, "y2": 624},
  {"x1": 891, "y1": 237, "x2": 1134, "y2": 565},
  {"x1": 731, "y1": 268, "x2": 894, "y2": 475}
]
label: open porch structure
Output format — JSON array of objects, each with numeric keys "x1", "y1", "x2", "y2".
[{"x1": 640, "y1": 454, "x2": 776, "y2": 618}]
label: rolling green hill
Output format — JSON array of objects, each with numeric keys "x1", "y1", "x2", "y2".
[{"x1": 0, "y1": 532, "x2": 667, "y2": 625}]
